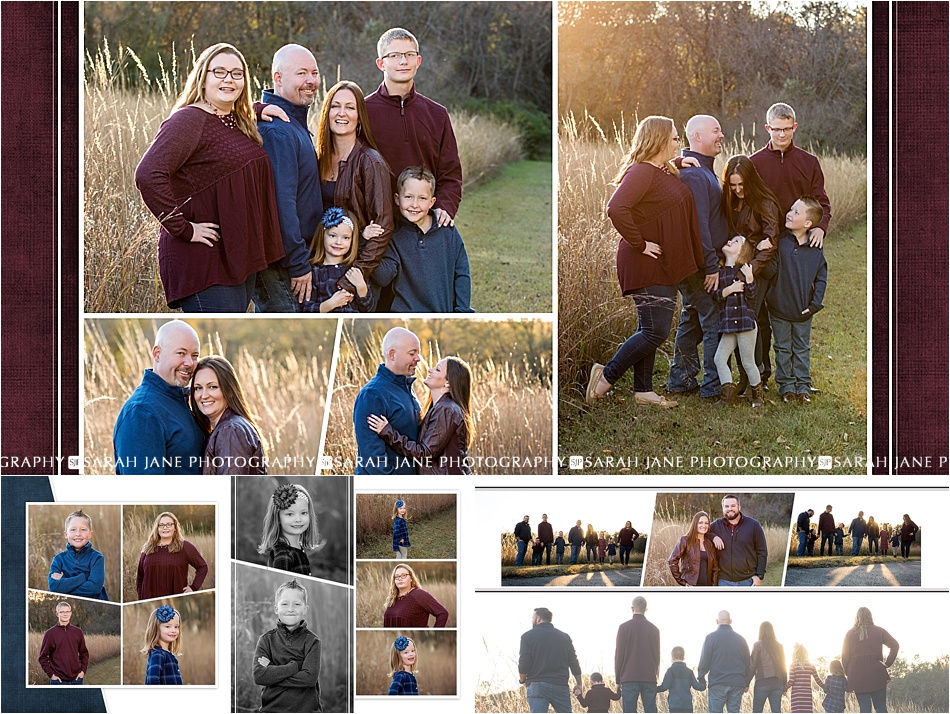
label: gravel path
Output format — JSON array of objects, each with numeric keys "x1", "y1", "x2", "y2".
[
  {"x1": 501, "y1": 569, "x2": 643, "y2": 587},
  {"x1": 784, "y1": 561, "x2": 920, "y2": 587}
]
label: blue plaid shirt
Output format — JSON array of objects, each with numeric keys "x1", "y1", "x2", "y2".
[
  {"x1": 392, "y1": 517, "x2": 410, "y2": 552},
  {"x1": 145, "y1": 647, "x2": 182, "y2": 685},
  {"x1": 301, "y1": 263, "x2": 375, "y2": 313},
  {"x1": 715, "y1": 264, "x2": 758, "y2": 333},
  {"x1": 822, "y1": 673, "x2": 849, "y2": 713},
  {"x1": 389, "y1": 670, "x2": 418, "y2": 695}
]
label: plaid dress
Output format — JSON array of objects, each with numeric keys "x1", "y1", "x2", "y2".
[
  {"x1": 821, "y1": 673, "x2": 849, "y2": 713},
  {"x1": 389, "y1": 670, "x2": 418, "y2": 695},
  {"x1": 145, "y1": 646, "x2": 182, "y2": 685},
  {"x1": 392, "y1": 517, "x2": 410, "y2": 552}
]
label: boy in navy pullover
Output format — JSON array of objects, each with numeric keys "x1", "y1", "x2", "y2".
[
  {"x1": 48, "y1": 509, "x2": 109, "y2": 601},
  {"x1": 767, "y1": 196, "x2": 828, "y2": 403},
  {"x1": 372, "y1": 166, "x2": 474, "y2": 313},
  {"x1": 657, "y1": 647, "x2": 706, "y2": 713}
]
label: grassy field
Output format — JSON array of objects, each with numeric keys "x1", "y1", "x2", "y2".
[
  {"x1": 459, "y1": 160, "x2": 553, "y2": 312},
  {"x1": 28, "y1": 631, "x2": 122, "y2": 685},
  {"x1": 355, "y1": 561, "x2": 456, "y2": 628},
  {"x1": 502, "y1": 560, "x2": 643, "y2": 580},
  {"x1": 558, "y1": 116, "x2": 868, "y2": 475},
  {"x1": 356, "y1": 496, "x2": 457, "y2": 560},
  {"x1": 500, "y1": 531, "x2": 645, "y2": 569},
  {"x1": 356, "y1": 630, "x2": 457, "y2": 696}
]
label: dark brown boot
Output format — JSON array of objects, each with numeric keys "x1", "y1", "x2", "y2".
[
  {"x1": 717, "y1": 382, "x2": 738, "y2": 406},
  {"x1": 750, "y1": 382, "x2": 765, "y2": 408}
]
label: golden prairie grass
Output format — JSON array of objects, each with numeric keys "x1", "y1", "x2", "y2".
[
  {"x1": 356, "y1": 561, "x2": 457, "y2": 628},
  {"x1": 122, "y1": 592, "x2": 216, "y2": 685},
  {"x1": 500, "y1": 531, "x2": 645, "y2": 566},
  {"x1": 28, "y1": 631, "x2": 122, "y2": 685},
  {"x1": 122, "y1": 504, "x2": 216, "y2": 603},
  {"x1": 356, "y1": 493, "x2": 457, "y2": 543},
  {"x1": 786, "y1": 533, "x2": 920, "y2": 558},
  {"x1": 324, "y1": 324, "x2": 553, "y2": 474},
  {"x1": 83, "y1": 41, "x2": 524, "y2": 313},
  {"x1": 83, "y1": 319, "x2": 329, "y2": 475},
  {"x1": 356, "y1": 630, "x2": 457, "y2": 696},
  {"x1": 557, "y1": 111, "x2": 868, "y2": 390},
  {"x1": 28, "y1": 504, "x2": 122, "y2": 602}
]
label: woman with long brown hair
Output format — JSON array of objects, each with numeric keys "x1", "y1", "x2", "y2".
[
  {"x1": 667, "y1": 511, "x2": 720, "y2": 586},
  {"x1": 367, "y1": 355, "x2": 474, "y2": 474},
  {"x1": 749, "y1": 620, "x2": 787, "y2": 712},
  {"x1": 587, "y1": 115, "x2": 704, "y2": 406}
]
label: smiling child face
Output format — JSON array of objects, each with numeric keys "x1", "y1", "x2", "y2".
[
  {"x1": 279, "y1": 493, "x2": 310, "y2": 541},
  {"x1": 398, "y1": 641, "x2": 417, "y2": 670},
  {"x1": 275, "y1": 588, "x2": 308, "y2": 628},
  {"x1": 159, "y1": 615, "x2": 180, "y2": 648},
  {"x1": 64, "y1": 516, "x2": 93, "y2": 550}
]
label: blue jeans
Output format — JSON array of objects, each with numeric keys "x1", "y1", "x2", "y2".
[
  {"x1": 516, "y1": 540, "x2": 528, "y2": 566},
  {"x1": 619, "y1": 544, "x2": 632, "y2": 565},
  {"x1": 852, "y1": 534, "x2": 864, "y2": 555},
  {"x1": 719, "y1": 577, "x2": 754, "y2": 587},
  {"x1": 570, "y1": 544, "x2": 580, "y2": 565},
  {"x1": 621, "y1": 681, "x2": 657, "y2": 713},
  {"x1": 771, "y1": 315, "x2": 812, "y2": 395},
  {"x1": 797, "y1": 530, "x2": 808, "y2": 556},
  {"x1": 901, "y1": 540, "x2": 912, "y2": 558},
  {"x1": 543, "y1": 542, "x2": 552, "y2": 565},
  {"x1": 855, "y1": 687, "x2": 888, "y2": 712},
  {"x1": 603, "y1": 284, "x2": 677, "y2": 392},
  {"x1": 752, "y1": 676, "x2": 783, "y2": 712},
  {"x1": 532, "y1": 552, "x2": 542, "y2": 565},
  {"x1": 254, "y1": 265, "x2": 302, "y2": 312},
  {"x1": 526, "y1": 681, "x2": 572, "y2": 713},
  {"x1": 177, "y1": 274, "x2": 256, "y2": 312},
  {"x1": 585, "y1": 543, "x2": 596, "y2": 563},
  {"x1": 821, "y1": 532, "x2": 835, "y2": 556},
  {"x1": 707, "y1": 683, "x2": 744, "y2": 712},
  {"x1": 835, "y1": 542, "x2": 843, "y2": 555},
  {"x1": 868, "y1": 537, "x2": 879, "y2": 554},
  {"x1": 50, "y1": 677, "x2": 83, "y2": 684},
  {"x1": 555, "y1": 550, "x2": 564, "y2": 564},
  {"x1": 668, "y1": 271, "x2": 721, "y2": 397}
]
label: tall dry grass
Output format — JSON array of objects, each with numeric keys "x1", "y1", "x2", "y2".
[
  {"x1": 28, "y1": 631, "x2": 122, "y2": 685},
  {"x1": 356, "y1": 629, "x2": 457, "y2": 696},
  {"x1": 122, "y1": 504, "x2": 216, "y2": 603},
  {"x1": 500, "y1": 531, "x2": 646, "y2": 565},
  {"x1": 356, "y1": 493, "x2": 457, "y2": 544},
  {"x1": 28, "y1": 504, "x2": 122, "y2": 602},
  {"x1": 786, "y1": 531, "x2": 921, "y2": 558},
  {"x1": 84, "y1": 41, "x2": 524, "y2": 313},
  {"x1": 356, "y1": 561, "x2": 457, "y2": 628},
  {"x1": 557, "y1": 111, "x2": 868, "y2": 391},
  {"x1": 324, "y1": 322, "x2": 553, "y2": 474},
  {"x1": 122, "y1": 592, "x2": 216, "y2": 685},
  {"x1": 83, "y1": 319, "x2": 329, "y2": 475}
]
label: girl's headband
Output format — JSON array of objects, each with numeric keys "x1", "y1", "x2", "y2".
[
  {"x1": 155, "y1": 605, "x2": 177, "y2": 623},
  {"x1": 272, "y1": 484, "x2": 302, "y2": 510},
  {"x1": 393, "y1": 635, "x2": 410, "y2": 651},
  {"x1": 322, "y1": 206, "x2": 354, "y2": 231},
  {"x1": 395, "y1": 500, "x2": 405, "y2": 508}
]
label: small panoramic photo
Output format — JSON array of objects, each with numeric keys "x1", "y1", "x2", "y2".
[
  {"x1": 784, "y1": 492, "x2": 931, "y2": 587},
  {"x1": 643, "y1": 492, "x2": 794, "y2": 587},
  {"x1": 324, "y1": 318, "x2": 553, "y2": 475},
  {"x1": 27, "y1": 592, "x2": 122, "y2": 686},
  {"x1": 356, "y1": 629, "x2": 457, "y2": 697},
  {"x1": 83, "y1": 317, "x2": 333, "y2": 475},
  {"x1": 356, "y1": 493, "x2": 457, "y2": 560},
  {"x1": 233, "y1": 476, "x2": 353, "y2": 586}
]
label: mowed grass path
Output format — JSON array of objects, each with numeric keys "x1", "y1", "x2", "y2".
[
  {"x1": 356, "y1": 504, "x2": 458, "y2": 560},
  {"x1": 559, "y1": 222, "x2": 868, "y2": 475},
  {"x1": 458, "y1": 160, "x2": 553, "y2": 312}
]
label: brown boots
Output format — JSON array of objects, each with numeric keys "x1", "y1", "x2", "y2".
[
  {"x1": 718, "y1": 381, "x2": 765, "y2": 407},
  {"x1": 750, "y1": 382, "x2": 765, "y2": 408}
]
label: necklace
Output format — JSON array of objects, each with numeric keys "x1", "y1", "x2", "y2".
[{"x1": 205, "y1": 100, "x2": 237, "y2": 129}]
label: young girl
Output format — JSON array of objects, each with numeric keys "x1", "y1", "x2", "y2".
[
  {"x1": 142, "y1": 605, "x2": 183, "y2": 685},
  {"x1": 531, "y1": 538, "x2": 544, "y2": 566},
  {"x1": 388, "y1": 635, "x2": 419, "y2": 695},
  {"x1": 713, "y1": 234, "x2": 764, "y2": 407},
  {"x1": 597, "y1": 531, "x2": 607, "y2": 564},
  {"x1": 257, "y1": 483, "x2": 324, "y2": 576},
  {"x1": 890, "y1": 530, "x2": 900, "y2": 557},
  {"x1": 302, "y1": 207, "x2": 375, "y2": 313},
  {"x1": 607, "y1": 537, "x2": 618, "y2": 564},
  {"x1": 554, "y1": 531, "x2": 566, "y2": 564},
  {"x1": 392, "y1": 500, "x2": 410, "y2": 559},
  {"x1": 785, "y1": 643, "x2": 824, "y2": 712},
  {"x1": 821, "y1": 659, "x2": 850, "y2": 713}
]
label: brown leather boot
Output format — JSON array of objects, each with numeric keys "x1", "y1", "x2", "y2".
[
  {"x1": 750, "y1": 382, "x2": 765, "y2": 408},
  {"x1": 717, "y1": 382, "x2": 738, "y2": 406}
]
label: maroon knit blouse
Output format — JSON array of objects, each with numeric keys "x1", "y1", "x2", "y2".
[
  {"x1": 136, "y1": 539, "x2": 209, "y2": 600},
  {"x1": 135, "y1": 105, "x2": 285, "y2": 307},
  {"x1": 382, "y1": 587, "x2": 449, "y2": 628},
  {"x1": 606, "y1": 163, "x2": 704, "y2": 294}
]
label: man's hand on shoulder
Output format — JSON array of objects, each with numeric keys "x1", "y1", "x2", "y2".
[{"x1": 434, "y1": 208, "x2": 455, "y2": 227}]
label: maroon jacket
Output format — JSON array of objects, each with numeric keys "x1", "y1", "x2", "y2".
[
  {"x1": 749, "y1": 140, "x2": 831, "y2": 233},
  {"x1": 818, "y1": 511, "x2": 836, "y2": 535},
  {"x1": 615, "y1": 613, "x2": 661, "y2": 684},
  {"x1": 38, "y1": 624, "x2": 89, "y2": 681},
  {"x1": 365, "y1": 82, "x2": 463, "y2": 217},
  {"x1": 537, "y1": 520, "x2": 554, "y2": 545},
  {"x1": 577, "y1": 682, "x2": 622, "y2": 712},
  {"x1": 842, "y1": 625, "x2": 898, "y2": 694},
  {"x1": 383, "y1": 587, "x2": 449, "y2": 628}
]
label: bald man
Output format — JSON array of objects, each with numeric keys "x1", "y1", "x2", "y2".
[
  {"x1": 697, "y1": 610, "x2": 751, "y2": 713},
  {"x1": 352, "y1": 327, "x2": 423, "y2": 474},
  {"x1": 254, "y1": 44, "x2": 324, "y2": 312},
  {"x1": 113, "y1": 320, "x2": 206, "y2": 474}
]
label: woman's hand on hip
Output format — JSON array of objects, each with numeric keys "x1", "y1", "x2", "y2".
[
  {"x1": 366, "y1": 414, "x2": 389, "y2": 434},
  {"x1": 641, "y1": 241, "x2": 662, "y2": 259},
  {"x1": 189, "y1": 222, "x2": 220, "y2": 247},
  {"x1": 182, "y1": 585, "x2": 194, "y2": 593}
]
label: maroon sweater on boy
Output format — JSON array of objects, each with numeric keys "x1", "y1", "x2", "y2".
[
  {"x1": 38, "y1": 624, "x2": 89, "y2": 680},
  {"x1": 577, "y1": 682, "x2": 622, "y2": 712},
  {"x1": 749, "y1": 140, "x2": 831, "y2": 234},
  {"x1": 383, "y1": 587, "x2": 449, "y2": 627}
]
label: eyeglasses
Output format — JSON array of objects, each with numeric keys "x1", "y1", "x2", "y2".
[
  {"x1": 381, "y1": 51, "x2": 419, "y2": 61},
  {"x1": 768, "y1": 126, "x2": 794, "y2": 135},
  {"x1": 210, "y1": 67, "x2": 245, "y2": 80},
  {"x1": 393, "y1": 573, "x2": 411, "y2": 580},
  {"x1": 158, "y1": 523, "x2": 176, "y2": 530}
]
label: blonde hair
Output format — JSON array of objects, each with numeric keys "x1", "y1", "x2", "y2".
[
  {"x1": 791, "y1": 642, "x2": 810, "y2": 664},
  {"x1": 612, "y1": 115, "x2": 679, "y2": 185},
  {"x1": 140, "y1": 607, "x2": 182, "y2": 656},
  {"x1": 64, "y1": 509, "x2": 92, "y2": 532},
  {"x1": 853, "y1": 607, "x2": 874, "y2": 641},
  {"x1": 384, "y1": 564, "x2": 420, "y2": 609},
  {"x1": 142, "y1": 512, "x2": 184, "y2": 554},
  {"x1": 389, "y1": 637, "x2": 419, "y2": 675}
]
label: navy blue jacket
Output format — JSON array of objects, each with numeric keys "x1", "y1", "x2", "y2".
[
  {"x1": 113, "y1": 370, "x2": 205, "y2": 475},
  {"x1": 767, "y1": 230, "x2": 827, "y2": 322},
  {"x1": 658, "y1": 660, "x2": 706, "y2": 711},
  {"x1": 353, "y1": 364, "x2": 421, "y2": 474},
  {"x1": 709, "y1": 513, "x2": 768, "y2": 581},
  {"x1": 568, "y1": 526, "x2": 583, "y2": 547},
  {"x1": 519, "y1": 621, "x2": 582, "y2": 685},
  {"x1": 48, "y1": 543, "x2": 109, "y2": 600},
  {"x1": 680, "y1": 150, "x2": 729, "y2": 276},
  {"x1": 514, "y1": 520, "x2": 532, "y2": 543},
  {"x1": 258, "y1": 90, "x2": 323, "y2": 279},
  {"x1": 697, "y1": 624, "x2": 751, "y2": 689}
]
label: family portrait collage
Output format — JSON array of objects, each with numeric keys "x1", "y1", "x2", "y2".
[{"x1": 1, "y1": 2, "x2": 948, "y2": 714}]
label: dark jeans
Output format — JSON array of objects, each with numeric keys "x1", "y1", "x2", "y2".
[
  {"x1": 50, "y1": 678, "x2": 83, "y2": 684},
  {"x1": 532, "y1": 552, "x2": 542, "y2": 565},
  {"x1": 901, "y1": 540, "x2": 913, "y2": 558},
  {"x1": 178, "y1": 274, "x2": 256, "y2": 313},
  {"x1": 543, "y1": 542, "x2": 552, "y2": 565},
  {"x1": 526, "y1": 681, "x2": 572, "y2": 713},
  {"x1": 821, "y1": 532, "x2": 835, "y2": 556},
  {"x1": 855, "y1": 687, "x2": 888, "y2": 712},
  {"x1": 852, "y1": 534, "x2": 865, "y2": 555},
  {"x1": 555, "y1": 550, "x2": 564, "y2": 564},
  {"x1": 585, "y1": 543, "x2": 597, "y2": 563},
  {"x1": 516, "y1": 540, "x2": 529, "y2": 565},
  {"x1": 668, "y1": 271, "x2": 721, "y2": 397},
  {"x1": 752, "y1": 274, "x2": 773, "y2": 379},
  {"x1": 752, "y1": 676, "x2": 784, "y2": 712},
  {"x1": 771, "y1": 314, "x2": 813, "y2": 395},
  {"x1": 603, "y1": 284, "x2": 677, "y2": 392},
  {"x1": 868, "y1": 537, "x2": 879, "y2": 553},
  {"x1": 254, "y1": 264, "x2": 302, "y2": 313},
  {"x1": 621, "y1": 681, "x2": 657, "y2": 713},
  {"x1": 619, "y1": 544, "x2": 632, "y2": 565},
  {"x1": 570, "y1": 544, "x2": 581, "y2": 565}
]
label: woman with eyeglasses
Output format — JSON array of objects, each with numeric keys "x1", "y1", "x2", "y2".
[
  {"x1": 382, "y1": 564, "x2": 449, "y2": 628},
  {"x1": 135, "y1": 43, "x2": 284, "y2": 312},
  {"x1": 135, "y1": 511, "x2": 208, "y2": 600}
]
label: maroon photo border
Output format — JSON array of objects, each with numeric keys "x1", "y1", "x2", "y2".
[{"x1": 1, "y1": 1, "x2": 947, "y2": 475}]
